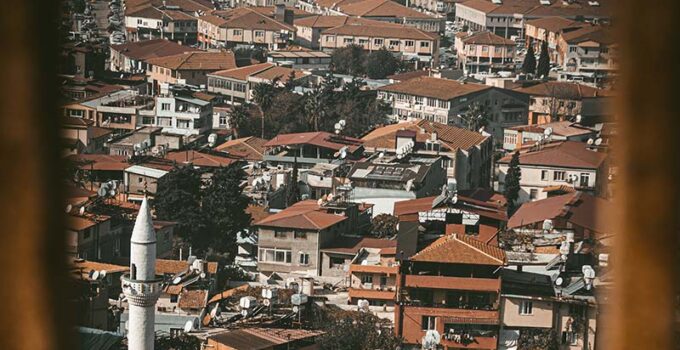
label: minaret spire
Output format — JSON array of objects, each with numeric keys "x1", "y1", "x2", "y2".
[{"x1": 122, "y1": 196, "x2": 161, "y2": 350}]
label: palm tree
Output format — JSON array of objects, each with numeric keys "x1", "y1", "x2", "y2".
[
  {"x1": 251, "y1": 78, "x2": 279, "y2": 138},
  {"x1": 229, "y1": 103, "x2": 250, "y2": 138}
]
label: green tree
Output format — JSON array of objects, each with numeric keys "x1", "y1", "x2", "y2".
[
  {"x1": 371, "y1": 214, "x2": 398, "y2": 238},
  {"x1": 251, "y1": 79, "x2": 279, "y2": 138},
  {"x1": 521, "y1": 45, "x2": 537, "y2": 74},
  {"x1": 460, "y1": 102, "x2": 489, "y2": 131},
  {"x1": 202, "y1": 163, "x2": 252, "y2": 257},
  {"x1": 504, "y1": 151, "x2": 522, "y2": 216},
  {"x1": 154, "y1": 166, "x2": 206, "y2": 248},
  {"x1": 518, "y1": 328, "x2": 559, "y2": 350},
  {"x1": 330, "y1": 44, "x2": 366, "y2": 76},
  {"x1": 229, "y1": 103, "x2": 251, "y2": 139},
  {"x1": 318, "y1": 311, "x2": 402, "y2": 350},
  {"x1": 286, "y1": 158, "x2": 301, "y2": 207},
  {"x1": 155, "y1": 333, "x2": 201, "y2": 350},
  {"x1": 536, "y1": 41, "x2": 551, "y2": 78},
  {"x1": 365, "y1": 47, "x2": 401, "y2": 79}
]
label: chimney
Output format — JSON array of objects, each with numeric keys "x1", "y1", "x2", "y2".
[{"x1": 274, "y1": 4, "x2": 285, "y2": 21}]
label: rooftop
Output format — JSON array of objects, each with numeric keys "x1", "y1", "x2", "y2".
[
  {"x1": 459, "y1": 31, "x2": 515, "y2": 45},
  {"x1": 411, "y1": 233, "x2": 506, "y2": 265},
  {"x1": 508, "y1": 121, "x2": 595, "y2": 137},
  {"x1": 362, "y1": 119, "x2": 489, "y2": 151},
  {"x1": 164, "y1": 150, "x2": 239, "y2": 168},
  {"x1": 322, "y1": 22, "x2": 437, "y2": 40},
  {"x1": 525, "y1": 16, "x2": 588, "y2": 33},
  {"x1": 393, "y1": 193, "x2": 507, "y2": 221},
  {"x1": 255, "y1": 200, "x2": 347, "y2": 230},
  {"x1": 216, "y1": 136, "x2": 268, "y2": 161},
  {"x1": 207, "y1": 8, "x2": 296, "y2": 31},
  {"x1": 457, "y1": 0, "x2": 613, "y2": 19},
  {"x1": 264, "y1": 131, "x2": 363, "y2": 152},
  {"x1": 321, "y1": 236, "x2": 397, "y2": 255},
  {"x1": 145, "y1": 51, "x2": 237, "y2": 71},
  {"x1": 498, "y1": 140, "x2": 607, "y2": 169},
  {"x1": 378, "y1": 76, "x2": 491, "y2": 101},
  {"x1": 111, "y1": 39, "x2": 200, "y2": 61},
  {"x1": 338, "y1": 0, "x2": 436, "y2": 19},
  {"x1": 514, "y1": 81, "x2": 611, "y2": 99}
]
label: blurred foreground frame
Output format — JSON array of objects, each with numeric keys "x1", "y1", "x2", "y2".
[{"x1": 0, "y1": 0, "x2": 678, "y2": 350}]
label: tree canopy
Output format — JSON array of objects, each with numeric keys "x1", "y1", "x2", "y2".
[
  {"x1": 330, "y1": 44, "x2": 367, "y2": 76},
  {"x1": 504, "y1": 151, "x2": 522, "y2": 216},
  {"x1": 536, "y1": 41, "x2": 551, "y2": 78},
  {"x1": 370, "y1": 214, "x2": 398, "y2": 238},
  {"x1": 365, "y1": 48, "x2": 402, "y2": 79},
  {"x1": 521, "y1": 45, "x2": 537, "y2": 75}
]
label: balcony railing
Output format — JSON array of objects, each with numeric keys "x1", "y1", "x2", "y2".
[
  {"x1": 403, "y1": 275, "x2": 501, "y2": 292},
  {"x1": 401, "y1": 300, "x2": 495, "y2": 311}
]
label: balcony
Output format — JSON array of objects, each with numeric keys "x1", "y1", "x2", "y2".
[
  {"x1": 403, "y1": 275, "x2": 501, "y2": 292},
  {"x1": 441, "y1": 333, "x2": 498, "y2": 349},
  {"x1": 348, "y1": 288, "x2": 396, "y2": 301},
  {"x1": 402, "y1": 305, "x2": 500, "y2": 324},
  {"x1": 349, "y1": 264, "x2": 398, "y2": 275}
]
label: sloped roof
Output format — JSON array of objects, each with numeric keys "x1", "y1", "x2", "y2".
[
  {"x1": 460, "y1": 31, "x2": 515, "y2": 45},
  {"x1": 411, "y1": 233, "x2": 506, "y2": 265},
  {"x1": 210, "y1": 8, "x2": 296, "y2": 31},
  {"x1": 322, "y1": 236, "x2": 396, "y2": 254},
  {"x1": 178, "y1": 289, "x2": 208, "y2": 309},
  {"x1": 322, "y1": 23, "x2": 437, "y2": 40},
  {"x1": 561, "y1": 25, "x2": 614, "y2": 45},
  {"x1": 265, "y1": 131, "x2": 363, "y2": 152},
  {"x1": 146, "y1": 51, "x2": 237, "y2": 71},
  {"x1": 210, "y1": 62, "x2": 274, "y2": 80},
  {"x1": 165, "y1": 150, "x2": 239, "y2": 168},
  {"x1": 111, "y1": 39, "x2": 200, "y2": 61},
  {"x1": 507, "y1": 192, "x2": 613, "y2": 234},
  {"x1": 514, "y1": 81, "x2": 610, "y2": 99},
  {"x1": 498, "y1": 141, "x2": 607, "y2": 169},
  {"x1": 508, "y1": 121, "x2": 595, "y2": 137},
  {"x1": 339, "y1": 0, "x2": 435, "y2": 19},
  {"x1": 525, "y1": 16, "x2": 587, "y2": 33},
  {"x1": 294, "y1": 15, "x2": 387, "y2": 28},
  {"x1": 249, "y1": 6, "x2": 315, "y2": 18},
  {"x1": 378, "y1": 76, "x2": 491, "y2": 101},
  {"x1": 216, "y1": 136, "x2": 268, "y2": 161},
  {"x1": 251, "y1": 65, "x2": 308, "y2": 81},
  {"x1": 362, "y1": 119, "x2": 488, "y2": 151},
  {"x1": 458, "y1": 0, "x2": 613, "y2": 18},
  {"x1": 393, "y1": 193, "x2": 507, "y2": 221},
  {"x1": 255, "y1": 200, "x2": 347, "y2": 230}
]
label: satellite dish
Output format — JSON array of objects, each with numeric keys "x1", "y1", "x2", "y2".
[
  {"x1": 542, "y1": 219, "x2": 553, "y2": 231},
  {"x1": 88, "y1": 270, "x2": 96, "y2": 278},
  {"x1": 263, "y1": 298, "x2": 271, "y2": 307},
  {"x1": 241, "y1": 309, "x2": 249, "y2": 317},
  {"x1": 210, "y1": 304, "x2": 220, "y2": 317},
  {"x1": 100, "y1": 270, "x2": 107, "y2": 278},
  {"x1": 65, "y1": 204, "x2": 73, "y2": 213},
  {"x1": 200, "y1": 272, "x2": 206, "y2": 279},
  {"x1": 79, "y1": 206, "x2": 86, "y2": 216},
  {"x1": 91, "y1": 270, "x2": 100, "y2": 280},
  {"x1": 183, "y1": 320, "x2": 194, "y2": 333},
  {"x1": 575, "y1": 114, "x2": 582, "y2": 123},
  {"x1": 422, "y1": 330, "x2": 441, "y2": 349},
  {"x1": 172, "y1": 276, "x2": 182, "y2": 285},
  {"x1": 594, "y1": 138, "x2": 602, "y2": 146},
  {"x1": 555, "y1": 276, "x2": 564, "y2": 286},
  {"x1": 339, "y1": 119, "x2": 346, "y2": 127},
  {"x1": 292, "y1": 305, "x2": 299, "y2": 313},
  {"x1": 587, "y1": 138, "x2": 594, "y2": 145},
  {"x1": 544, "y1": 127, "x2": 553, "y2": 137}
]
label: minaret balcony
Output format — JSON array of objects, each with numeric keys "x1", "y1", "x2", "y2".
[{"x1": 121, "y1": 274, "x2": 163, "y2": 307}]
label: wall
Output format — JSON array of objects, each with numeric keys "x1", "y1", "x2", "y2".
[
  {"x1": 497, "y1": 163, "x2": 598, "y2": 203},
  {"x1": 256, "y1": 227, "x2": 326, "y2": 275},
  {"x1": 501, "y1": 297, "x2": 554, "y2": 328}
]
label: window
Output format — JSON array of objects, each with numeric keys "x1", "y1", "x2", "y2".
[
  {"x1": 254, "y1": 30, "x2": 264, "y2": 37},
  {"x1": 83, "y1": 228, "x2": 92, "y2": 240},
  {"x1": 274, "y1": 230, "x2": 287, "y2": 238},
  {"x1": 142, "y1": 116, "x2": 154, "y2": 125},
  {"x1": 161, "y1": 103, "x2": 171, "y2": 111},
  {"x1": 258, "y1": 248, "x2": 292, "y2": 263},
  {"x1": 374, "y1": 38, "x2": 383, "y2": 45},
  {"x1": 421, "y1": 316, "x2": 436, "y2": 330},
  {"x1": 495, "y1": 46, "x2": 502, "y2": 54},
  {"x1": 389, "y1": 40, "x2": 399, "y2": 47},
  {"x1": 177, "y1": 119, "x2": 190, "y2": 129},
  {"x1": 519, "y1": 300, "x2": 533, "y2": 315},
  {"x1": 233, "y1": 29, "x2": 242, "y2": 36},
  {"x1": 69, "y1": 109, "x2": 84, "y2": 117},
  {"x1": 157, "y1": 117, "x2": 172, "y2": 126},
  {"x1": 541, "y1": 170, "x2": 549, "y2": 181},
  {"x1": 580, "y1": 173, "x2": 590, "y2": 187},
  {"x1": 482, "y1": 45, "x2": 489, "y2": 52},
  {"x1": 420, "y1": 41, "x2": 430, "y2": 48},
  {"x1": 326, "y1": 35, "x2": 335, "y2": 42},
  {"x1": 404, "y1": 40, "x2": 414, "y2": 47},
  {"x1": 329, "y1": 257, "x2": 345, "y2": 268},
  {"x1": 554, "y1": 171, "x2": 566, "y2": 181},
  {"x1": 137, "y1": 177, "x2": 144, "y2": 184},
  {"x1": 380, "y1": 276, "x2": 387, "y2": 286},
  {"x1": 137, "y1": 19, "x2": 142, "y2": 25},
  {"x1": 343, "y1": 38, "x2": 354, "y2": 44},
  {"x1": 562, "y1": 331, "x2": 578, "y2": 345},
  {"x1": 361, "y1": 275, "x2": 372, "y2": 285},
  {"x1": 294, "y1": 231, "x2": 307, "y2": 239},
  {"x1": 299, "y1": 252, "x2": 310, "y2": 265},
  {"x1": 530, "y1": 189, "x2": 538, "y2": 200}
]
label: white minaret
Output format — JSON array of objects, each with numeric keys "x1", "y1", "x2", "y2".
[{"x1": 122, "y1": 197, "x2": 162, "y2": 350}]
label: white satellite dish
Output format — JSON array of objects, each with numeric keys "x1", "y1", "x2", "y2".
[
  {"x1": 79, "y1": 206, "x2": 86, "y2": 216},
  {"x1": 100, "y1": 270, "x2": 107, "y2": 278},
  {"x1": 200, "y1": 272, "x2": 206, "y2": 279},
  {"x1": 575, "y1": 114, "x2": 582, "y2": 123},
  {"x1": 594, "y1": 138, "x2": 602, "y2": 146},
  {"x1": 422, "y1": 330, "x2": 441, "y2": 349},
  {"x1": 555, "y1": 276, "x2": 564, "y2": 286},
  {"x1": 339, "y1": 119, "x2": 346, "y2": 127},
  {"x1": 183, "y1": 320, "x2": 194, "y2": 333},
  {"x1": 172, "y1": 276, "x2": 182, "y2": 285},
  {"x1": 65, "y1": 204, "x2": 73, "y2": 213},
  {"x1": 91, "y1": 270, "x2": 100, "y2": 280},
  {"x1": 544, "y1": 127, "x2": 553, "y2": 137},
  {"x1": 587, "y1": 138, "x2": 594, "y2": 145},
  {"x1": 542, "y1": 219, "x2": 553, "y2": 231},
  {"x1": 263, "y1": 298, "x2": 271, "y2": 307}
]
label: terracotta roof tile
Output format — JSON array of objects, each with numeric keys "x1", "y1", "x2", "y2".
[
  {"x1": 264, "y1": 131, "x2": 363, "y2": 152},
  {"x1": 146, "y1": 51, "x2": 237, "y2": 71},
  {"x1": 209, "y1": 62, "x2": 274, "y2": 80},
  {"x1": 209, "y1": 8, "x2": 296, "y2": 31},
  {"x1": 322, "y1": 23, "x2": 438, "y2": 40},
  {"x1": 362, "y1": 119, "x2": 488, "y2": 151},
  {"x1": 322, "y1": 236, "x2": 397, "y2": 254},
  {"x1": 165, "y1": 150, "x2": 239, "y2": 168},
  {"x1": 460, "y1": 31, "x2": 515, "y2": 45},
  {"x1": 111, "y1": 39, "x2": 200, "y2": 61},
  {"x1": 378, "y1": 76, "x2": 491, "y2": 101},
  {"x1": 525, "y1": 16, "x2": 587, "y2": 33},
  {"x1": 498, "y1": 140, "x2": 606, "y2": 169},
  {"x1": 514, "y1": 81, "x2": 611, "y2": 99},
  {"x1": 255, "y1": 200, "x2": 347, "y2": 230},
  {"x1": 339, "y1": 0, "x2": 436, "y2": 19},
  {"x1": 216, "y1": 136, "x2": 268, "y2": 161},
  {"x1": 411, "y1": 233, "x2": 506, "y2": 265}
]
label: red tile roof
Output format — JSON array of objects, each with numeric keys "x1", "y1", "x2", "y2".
[
  {"x1": 525, "y1": 16, "x2": 587, "y2": 33},
  {"x1": 362, "y1": 119, "x2": 489, "y2": 152},
  {"x1": 264, "y1": 131, "x2": 363, "y2": 152},
  {"x1": 411, "y1": 234, "x2": 506, "y2": 265},
  {"x1": 514, "y1": 81, "x2": 611, "y2": 99},
  {"x1": 209, "y1": 8, "x2": 296, "y2": 31},
  {"x1": 165, "y1": 150, "x2": 239, "y2": 168},
  {"x1": 498, "y1": 141, "x2": 607, "y2": 169},
  {"x1": 216, "y1": 136, "x2": 268, "y2": 161},
  {"x1": 294, "y1": 15, "x2": 390, "y2": 28},
  {"x1": 146, "y1": 51, "x2": 237, "y2": 71},
  {"x1": 460, "y1": 31, "x2": 515, "y2": 45},
  {"x1": 209, "y1": 62, "x2": 274, "y2": 81},
  {"x1": 339, "y1": 0, "x2": 435, "y2": 19},
  {"x1": 508, "y1": 121, "x2": 595, "y2": 137},
  {"x1": 378, "y1": 76, "x2": 491, "y2": 101},
  {"x1": 255, "y1": 200, "x2": 347, "y2": 230},
  {"x1": 322, "y1": 23, "x2": 437, "y2": 40},
  {"x1": 507, "y1": 192, "x2": 613, "y2": 234},
  {"x1": 322, "y1": 236, "x2": 397, "y2": 254},
  {"x1": 111, "y1": 39, "x2": 200, "y2": 61},
  {"x1": 393, "y1": 194, "x2": 507, "y2": 221}
]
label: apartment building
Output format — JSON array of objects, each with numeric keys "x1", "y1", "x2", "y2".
[
  {"x1": 197, "y1": 8, "x2": 296, "y2": 50},
  {"x1": 361, "y1": 119, "x2": 493, "y2": 190},
  {"x1": 454, "y1": 31, "x2": 516, "y2": 74},
  {"x1": 496, "y1": 141, "x2": 608, "y2": 203},
  {"x1": 145, "y1": 51, "x2": 237, "y2": 91},
  {"x1": 410, "y1": 0, "x2": 458, "y2": 15},
  {"x1": 109, "y1": 39, "x2": 200, "y2": 73},
  {"x1": 395, "y1": 234, "x2": 506, "y2": 348},
  {"x1": 207, "y1": 62, "x2": 309, "y2": 103},
  {"x1": 556, "y1": 26, "x2": 616, "y2": 84},
  {"x1": 62, "y1": 117, "x2": 113, "y2": 154},
  {"x1": 294, "y1": 15, "x2": 388, "y2": 49},
  {"x1": 319, "y1": 23, "x2": 440, "y2": 66},
  {"x1": 343, "y1": 239, "x2": 398, "y2": 306},
  {"x1": 124, "y1": 2, "x2": 206, "y2": 44},
  {"x1": 263, "y1": 131, "x2": 364, "y2": 169},
  {"x1": 524, "y1": 16, "x2": 588, "y2": 63},
  {"x1": 454, "y1": 0, "x2": 611, "y2": 38},
  {"x1": 377, "y1": 76, "x2": 529, "y2": 140},
  {"x1": 503, "y1": 120, "x2": 596, "y2": 151},
  {"x1": 513, "y1": 81, "x2": 611, "y2": 124},
  {"x1": 152, "y1": 93, "x2": 212, "y2": 135}
]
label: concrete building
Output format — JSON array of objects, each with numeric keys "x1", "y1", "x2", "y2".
[
  {"x1": 263, "y1": 131, "x2": 364, "y2": 169},
  {"x1": 524, "y1": 17, "x2": 588, "y2": 64},
  {"x1": 496, "y1": 141, "x2": 608, "y2": 203},
  {"x1": 197, "y1": 8, "x2": 296, "y2": 50},
  {"x1": 124, "y1": 1, "x2": 208, "y2": 44},
  {"x1": 109, "y1": 39, "x2": 201, "y2": 73},
  {"x1": 121, "y1": 198, "x2": 162, "y2": 350},
  {"x1": 395, "y1": 234, "x2": 506, "y2": 348},
  {"x1": 556, "y1": 26, "x2": 616, "y2": 86},
  {"x1": 377, "y1": 76, "x2": 529, "y2": 141},
  {"x1": 145, "y1": 51, "x2": 237, "y2": 92},
  {"x1": 294, "y1": 15, "x2": 386, "y2": 49},
  {"x1": 266, "y1": 50, "x2": 332, "y2": 69},
  {"x1": 454, "y1": 31, "x2": 516, "y2": 74},
  {"x1": 503, "y1": 120, "x2": 597, "y2": 152},
  {"x1": 319, "y1": 22, "x2": 440, "y2": 66},
  {"x1": 207, "y1": 63, "x2": 309, "y2": 103},
  {"x1": 361, "y1": 119, "x2": 493, "y2": 190}
]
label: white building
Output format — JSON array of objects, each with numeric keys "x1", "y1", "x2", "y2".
[{"x1": 496, "y1": 141, "x2": 608, "y2": 203}]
